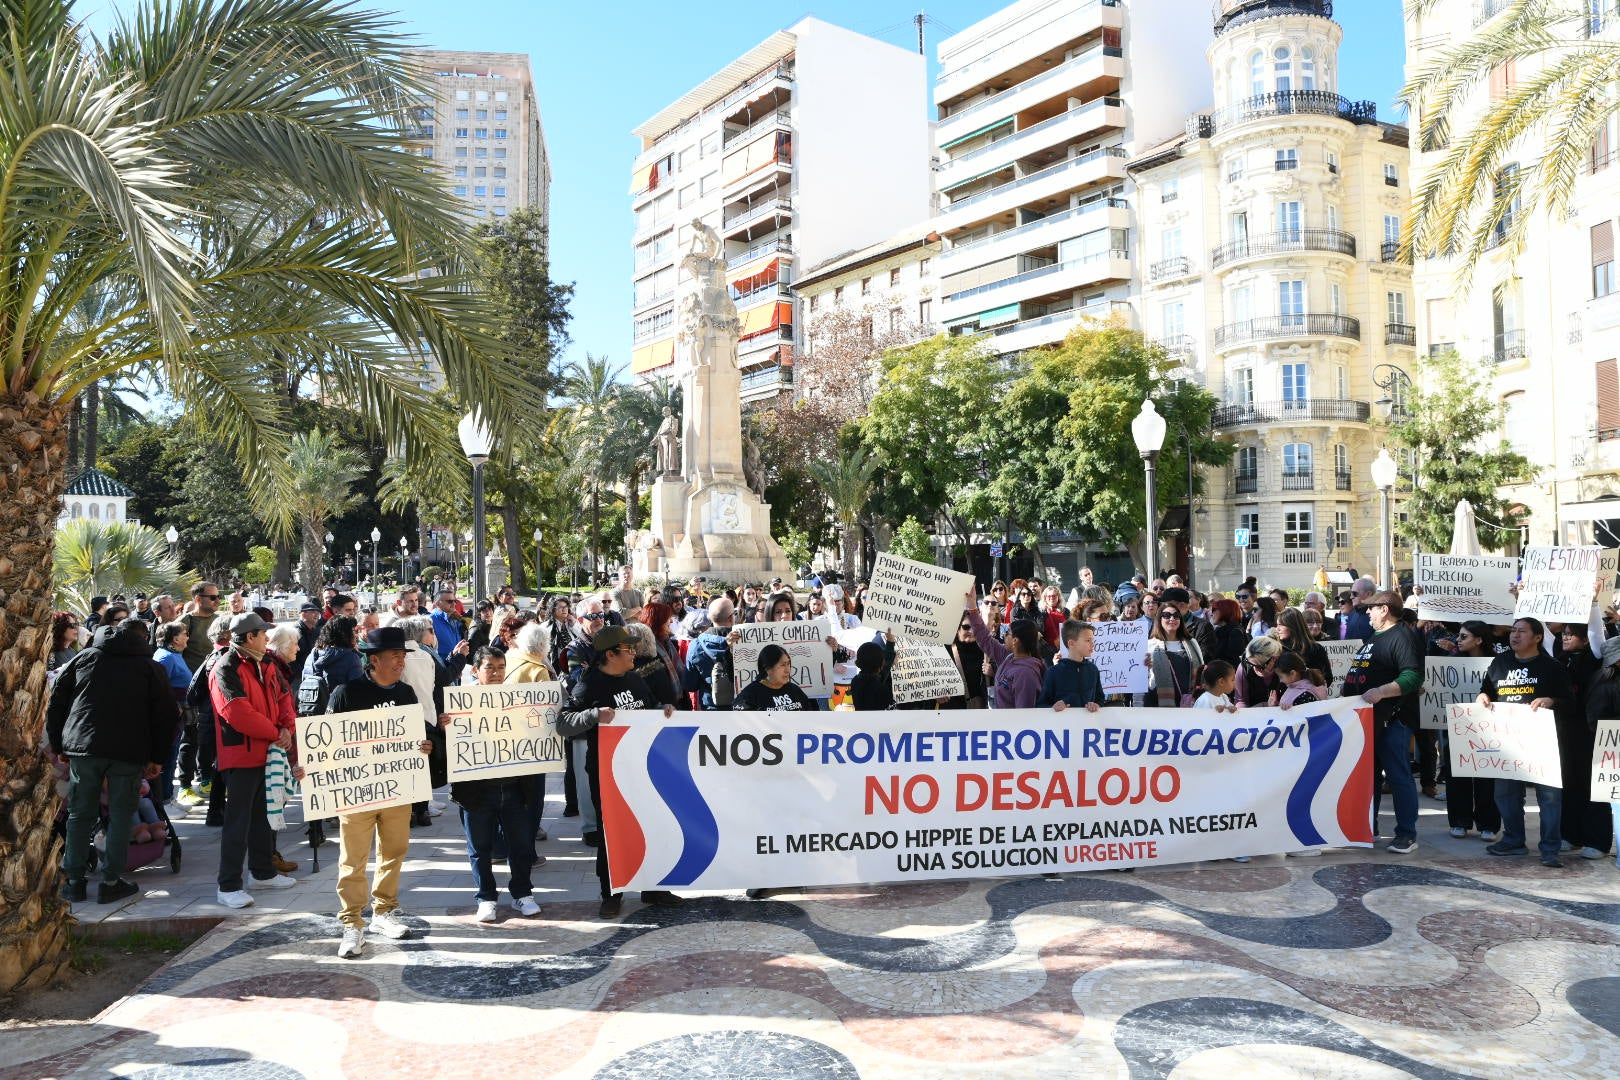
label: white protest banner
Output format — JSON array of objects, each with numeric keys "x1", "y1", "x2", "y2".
[
  {"x1": 1321, "y1": 640, "x2": 1364, "y2": 694},
  {"x1": 860, "y1": 552, "x2": 976, "y2": 645},
  {"x1": 1420, "y1": 657, "x2": 1494, "y2": 730},
  {"x1": 1090, "y1": 621, "x2": 1149, "y2": 694},
  {"x1": 599, "y1": 701, "x2": 1377, "y2": 891},
  {"x1": 442, "y1": 683, "x2": 567, "y2": 782},
  {"x1": 1448, "y1": 702, "x2": 1561, "y2": 786},
  {"x1": 1414, "y1": 552, "x2": 1519, "y2": 625},
  {"x1": 299, "y1": 708, "x2": 431, "y2": 815},
  {"x1": 892, "y1": 642, "x2": 966, "y2": 705},
  {"x1": 1602, "y1": 549, "x2": 1619, "y2": 591},
  {"x1": 1516, "y1": 546, "x2": 1603, "y2": 622},
  {"x1": 730, "y1": 620, "x2": 835, "y2": 698},
  {"x1": 1593, "y1": 720, "x2": 1620, "y2": 802}
]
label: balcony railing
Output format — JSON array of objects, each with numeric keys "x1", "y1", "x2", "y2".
[
  {"x1": 1212, "y1": 314, "x2": 1361, "y2": 348},
  {"x1": 1475, "y1": 0, "x2": 1509, "y2": 27},
  {"x1": 938, "y1": 42, "x2": 1122, "y2": 126},
  {"x1": 1281, "y1": 550, "x2": 1318, "y2": 565},
  {"x1": 941, "y1": 96, "x2": 1123, "y2": 172},
  {"x1": 937, "y1": 0, "x2": 1121, "y2": 85},
  {"x1": 1213, "y1": 398, "x2": 1372, "y2": 427},
  {"x1": 1281, "y1": 470, "x2": 1315, "y2": 491},
  {"x1": 1491, "y1": 328, "x2": 1527, "y2": 364},
  {"x1": 1385, "y1": 323, "x2": 1416, "y2": 346},
  {"x1": 1234, "y1": 474, "x2": 1259, "y2": 494},
  {"x1": 1150, "y1": 255, "x2": 1194, "y2": 282},
  {"x1": 1187, "y1": 89, "x2": 1376, "y2": 139},
  {"x1": 723, "y1": 108, "x2": 791, "y2": 148},
  {"x1": 944, "y1": 146, "x2": 1129, "y2": 213},
  {"x1": 733, "y1": 281, "x2": 794, "y2": 305},
  {"x1": 944, "y1": 248, "x2": 1129, "y2": 303},
  {"x1": 1380, "y1": 240, "x2": 1409, "y2": 263},
  {"x1": 1213, "y1": 1, "x2": 1331, "y2": 35},
  {"x1": 1209, "y1": 228, "x2": 1356, "y2": 267},
  {"x1": 1335, "y1": 466, "x2": 1352, "y2": 491},
  {"x1": 1428, "y1": 341, "x2": 1456, "y2": 357},
  {"x1": 944, "y1": 198, "x2": 1128, "y2": 257},
  {"x1": 1155, "y1": 334, "x2": 1196, "y2": 358},
  {"x1": 722, "y1": 198, "x2": 792, "y2": 231},
  {"x1": 726, "y1": 237, "x2": 793, "y2": 269}
]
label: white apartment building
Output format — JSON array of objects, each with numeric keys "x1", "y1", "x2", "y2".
[
  {"x1": 628, "y1": 19, "x2": 933, "y2": 402},
  {"x1": 931, "y1": 0, "x2": 1212, "y2": 356},
  {"x1": 1407, "y1": 2, "x2": 1620, "y2": 550},
  {"x1": 1132, "y1": 0, "x2": 1413, "y2": 590},
  {"x1": 404, "y1": 51, "x2": 551, "y2": 226}
]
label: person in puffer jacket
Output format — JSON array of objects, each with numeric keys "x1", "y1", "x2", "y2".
[{"x1": 210, "y1": 613, "x2": 298, "y2": 908}]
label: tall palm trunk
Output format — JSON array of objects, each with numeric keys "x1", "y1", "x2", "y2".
[
  {"x1": 64, "y1": 397, "x2": 80, "y2": 476},
  {"x1": 0, "y1": 392, "x2": 74, "y2": 993},
  {"x1": 500, "y1": 500, "x2": 524, "y2": 595},
  {"x1": 300, "y1": 519, "x2": 324, "y2": 595},
  {"x1": 590, "y1": 484, "x2": 601, "y2": 583},
  {"x1": 82, "y1": 380, "x2": 99, "y2": 470}
]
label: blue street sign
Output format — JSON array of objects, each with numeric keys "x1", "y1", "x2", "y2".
[
  {"x1": 1234, "y1": 528, "x2": 1251, "y2": 549},
  {"x1": 990, "y1": 541, "x2": 1004, "y2": 558}
]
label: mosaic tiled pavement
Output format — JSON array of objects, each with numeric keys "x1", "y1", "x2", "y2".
[{"x1": 9, "y1": 798, "x2": 1620, "y2": 1080}]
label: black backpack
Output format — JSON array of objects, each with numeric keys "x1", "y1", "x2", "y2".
[{"x1": 297, "y1": 655, "x2": 334, "y2": 717}]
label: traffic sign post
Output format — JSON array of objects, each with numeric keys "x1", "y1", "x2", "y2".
[{"x1": 1234, "y1": 528, "x2": 1250, "y2": 586}]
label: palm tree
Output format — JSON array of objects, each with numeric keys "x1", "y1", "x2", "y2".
[
  {"x1": 603, "y1": 377, "x2": 680, "y2": 536},
  {"x1": 810, "y1": 445, "x2": 879, "y2": 583},
  {"x1": 1403, "y1": 0, "x2": 1619, "y2": 273},
  {"x1": 53, "y1": 519, "x2": 194, "y2": 614},
  {"x1": 287, "y1": 430, "x2": 367, "y2": 595},
  {"x1": 0, "y1": 0, "x2": 533, "y2": 994},
  {"x1": 559, "y1": 355, "x2": 625, "y2": 576}
]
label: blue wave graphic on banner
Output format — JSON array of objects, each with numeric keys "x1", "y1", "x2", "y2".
[
  {"x1": 1285, "y1": 711, "x2": 1342, "y2": 847},
  {"x1": 646, "y1": 726, "x2": 720, "y2": 887}
]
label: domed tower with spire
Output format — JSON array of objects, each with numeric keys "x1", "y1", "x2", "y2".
[{"x1": 1129, "y1": 0, "x2": 1413, "y2": 590}]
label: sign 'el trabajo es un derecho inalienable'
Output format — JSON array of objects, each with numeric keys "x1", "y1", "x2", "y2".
[{"x1": 598, "y1": 700, "x2": 1376, "y2": 892}]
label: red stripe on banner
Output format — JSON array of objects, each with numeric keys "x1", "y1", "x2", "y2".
[
  {"x1": 1337, "y1": 706, "x2": 1377, "y2": 843},
  {"x1": 597, "y1": 726, "x2": 647, "y2": 891}
]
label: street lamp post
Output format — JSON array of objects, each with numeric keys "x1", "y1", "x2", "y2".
[
  {"x1": 399, "y1": 536, "x2": 409, "y2": 586},
  {"x1": 532, "y1": 526, "x2": 543, "y2": 600},
  {"x1": 1372, "y1": 363, "x2": 1414, "y2": 421},
  {"x1": 324, "y1": 531, "x2": 333, "y2": 584},
  {"x1": 458, "y1": 411, "x2": 493, "y2": 604},
  {"x1": 353, "y1": 540, "x2": 361, "y2": 588},
  {"x1": 1371, "y1": 449, "x2": 1399, "y2": 590},
  {"x1": 1131, "y1": 399, "x2": 1168, "y2": 583},
  {"x1": 1179, "y1": 425, "x2": 1197, "y2": 589},
  {"x1": 165, "y1": 524, "x2": 179, "y2": 564},
  {"x1": 369, "y1": 527, "x2": 381, "y2": 611}
]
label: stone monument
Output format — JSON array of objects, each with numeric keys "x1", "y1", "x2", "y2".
[{"x1": 633, "y1": 220, "x2": 793, "y2": 585}]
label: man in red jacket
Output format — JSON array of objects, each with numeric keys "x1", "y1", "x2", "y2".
[{"x1": 211, "y1": 612, "x2": 299, "y2": 908}]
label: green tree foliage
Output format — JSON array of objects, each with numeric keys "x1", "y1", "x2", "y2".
[
  {"x1": 986, "y1": 325, "x2": 1231, "y2": 567},
  {"x1": 1386, "y1": 349, "x2": 1534, "y2": 552},
  {"x1": 889, "y1": 516, "x2": 933, "y2": 563},
  {"x1": 809, "y1": 443, "x2": 879, "y2": 582},
  {"x1": 239, "y1": 545, "x2": 278, "y2": 584},
  {"x1": 474, "y1": 207, "x2": 573, "y2": 393},
  {"x1": 54, "y1": 520, "x2": 194, "y2": 613},
  {"x1": 100, "y1": 420, "x2": 184, "y2": 525},
  {"x1": 286, "y1": 429, "x2": 367, "y2": 593}
]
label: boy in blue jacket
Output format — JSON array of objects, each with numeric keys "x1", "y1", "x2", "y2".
[{"x1": 1038, "y1": 621, "x2": 1105, "y2": 712}]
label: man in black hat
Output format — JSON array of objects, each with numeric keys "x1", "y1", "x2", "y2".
[
  {"x1": 326, "y1": 626, "x2": 436, "y2": 959},
  {"x1": 558, "y1": 625, "x2": 680, "y2": 919}
]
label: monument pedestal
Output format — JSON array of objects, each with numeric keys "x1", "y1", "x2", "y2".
[{"x1": 633, "y1": 473, "x2": 791, "y2": 585}]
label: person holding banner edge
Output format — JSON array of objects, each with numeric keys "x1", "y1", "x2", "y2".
[
  {"x1": 1476, "y1": 617, "x2": 1572, "y2": 867},
  {"x1": 1583, "y1": 634, "x2": 1620, "y2": 868},
  {"x1": 559, "y1": 624, "x2": 681, "y2": 919},
  {"x1": 1337, "y1": 591, "x2": 1424, "y2": 855}
]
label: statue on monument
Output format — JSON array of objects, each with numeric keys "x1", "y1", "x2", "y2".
[
  {"x1": 654, "y1": 406, "x2": 680, "y2": 476},
  {"x1": 676, "y1": 219, "x2": 740, "y2": 367},
  {"x1": 742, "y1": 432, "x2": 765, "y2": 499}
]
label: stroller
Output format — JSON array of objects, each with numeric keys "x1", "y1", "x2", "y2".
[{"x1": 55, "y1": 785, "x2": 183, "y2": 878}]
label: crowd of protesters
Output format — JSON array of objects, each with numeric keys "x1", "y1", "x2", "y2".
[{"x1": 42, "y1": 558, "x2": 1620, "y2": 943}]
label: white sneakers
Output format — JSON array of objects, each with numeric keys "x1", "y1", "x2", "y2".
[
  {"x1": 370, "y1": 909, "x2": 411, "y2": 939},
  {"x1": 250, "y1": 874, "x2": 297, "y2": 889},
  {"x1": 216, "y1": 889, "x2": 254, "y2": 909},
  {"x1": 430, "y1": 800, "x2": 447, "y2": 811},
  {"x1": 476, "y1": 900, "x2": 499, "y2": 923},
  {"x1": 513, "y1": 896, "x2": 541, "y2": 917},
  {"x1": 338, "y1": 927, "x2": 365, "y2": 959}
]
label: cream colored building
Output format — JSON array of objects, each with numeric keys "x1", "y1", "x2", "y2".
[
  {"x1": 404, "y1": 51, "x2": 551, "y2": 227},
  {"x1": 627, "y1": 19, "x2": 933, "y2": 402},
  {"x1": 931, "y1": 0, "x2": 1213, "y2": 355},
  {"x1": 1406, "y1": 2, "x2": 1620, "y2": 550},
  {"x1": 1132, "y1": 0, "x2": 1413, "y2": 590}
]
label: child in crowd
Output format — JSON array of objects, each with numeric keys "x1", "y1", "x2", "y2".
[
  {"x1": 849, "y1": 639, "x2": 895, "y2": 711},
  {"x1": 1194, "y1": 661, "x2": 1237, "y2": 712},
  {"x1": 1276, "y1": 653, "x2": 1327, "y2": 707},
  {"x1": 1040, "y1": 621, "x2": 1105, "y2": 713},
  {"x1": 131, "y1": 779, "x2": 162, "y2": 845}
]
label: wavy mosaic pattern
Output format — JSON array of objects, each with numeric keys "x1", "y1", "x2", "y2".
[{"x1": 7, "y1": 858, "x2": 1619, "y2": 1080}]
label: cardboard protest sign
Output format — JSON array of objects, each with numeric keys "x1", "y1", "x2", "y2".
[
  {"x1": 1448, "y1": 702, "x2": 1561, "y2": 786},
  {"x1": 730, "y1": 620, "x2": 835, "y2": 698},
  {"x1": 892, "y1": 642, "x2": 966, "y2": 704},
  {"x1": 1516, "y1": 547, "x2": 1602, "y2": 622},
  {"x1": 299, "y1": 708, "x2": 431, "y2": 815},
  {"x1": 860, "y1": 553, "x2": 976, "y2": 645},
  {"x1": 1414, "y1": 553, "x2": 1519, "y2": 625},
  {"x1": 442, "y1": 683, "x2": 567, "y2": 782},
  {"x1": 1593, "y1": 719, "x2": 1620, "y2": 802},
  {"x1": 600, "y1": 699, "x2": 1377, "y2": 891},
  {"x1": 1090, "y1": 620, "x2": 1149, "y2": 694},
  {"x1": 1321, "y1": 640, "x2": 1363, "y2": 694},
  {"x1": 1420, "y1": 656, "x2": 1493, "y2": 730}
]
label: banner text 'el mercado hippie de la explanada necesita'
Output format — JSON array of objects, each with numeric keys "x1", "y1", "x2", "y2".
[{"x1": 598, "y1": 700, "x2": 1377, "y2": 892}]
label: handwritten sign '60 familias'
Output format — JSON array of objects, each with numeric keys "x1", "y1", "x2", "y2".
[{"x1": 299, "y1": 708, "x2": 430, "y2": 815}]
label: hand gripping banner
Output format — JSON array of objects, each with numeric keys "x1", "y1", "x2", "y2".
[{"x1": 599, "y1": 701, "x2": 1377, "y2": 892}]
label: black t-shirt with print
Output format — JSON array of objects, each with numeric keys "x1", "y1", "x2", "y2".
[
  {"x1": 733, "y1": 680, "x2": 814, "y2": 713},
  {"x1": 1481, "y1": 652, "x2": 1572, "y2": 707}
]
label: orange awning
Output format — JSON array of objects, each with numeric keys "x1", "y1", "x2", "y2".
[
  {"x1": 730, "y1": 257, "x2": 780, "y2": 293},
  {"x1": 631, "y1": 339, "x2": 675, "y2": 373},
  {"x1": 629, "y1": 163, "x2": 654, "y2": 195},
  {"x1": 739, "y1": 300, "x2": 792, "y2": 339}
]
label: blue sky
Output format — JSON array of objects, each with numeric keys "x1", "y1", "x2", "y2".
[{"x1": 121, "y1": 0, "x2": 1411, "y2": 375}]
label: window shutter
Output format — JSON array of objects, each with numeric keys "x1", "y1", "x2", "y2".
[
  {"x1": 1592, "y1": 221, "x2": 1614, "y2": 266},
  {"x1": 1598, "y1": 359, "x2": 1620, "y2": 438},
  {"x1": 1594, "y1": 124, "x2": 1612, "y2": 172}
]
